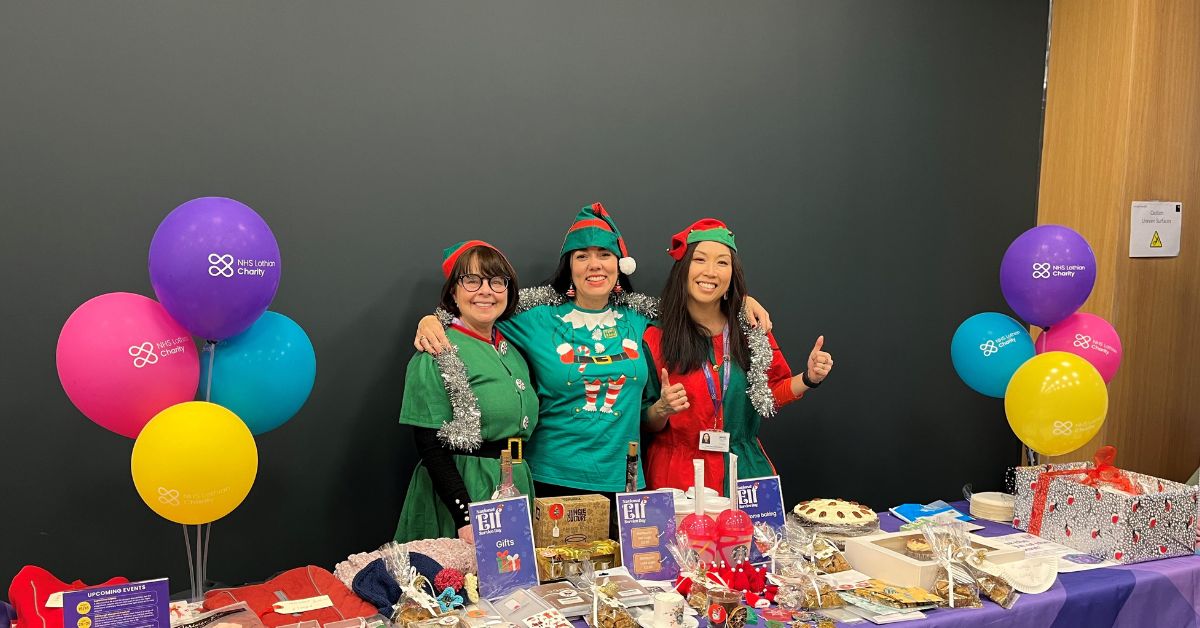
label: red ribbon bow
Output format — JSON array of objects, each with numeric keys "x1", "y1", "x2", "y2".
[
  {"x1": 1079, "y1": 446, "x2": 1140, "y2": 495},
  {"x1": 1027, "y1": 446, "x2": 1139, "y2": 536}
]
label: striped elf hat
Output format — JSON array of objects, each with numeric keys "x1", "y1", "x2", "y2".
[
  {"x1": 667, "y1": 218, "x2": 737, "y2": 260},
  {"x1": 441, "y1": 239, "x2": 502, "y2": 278},
  {"x1": 559, "y1": 202, "x2": 637, "y2": 274}
]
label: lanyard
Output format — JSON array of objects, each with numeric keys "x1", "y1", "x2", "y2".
[{"x1": 701, "y1": 324, "x2": 731, "y2": 429}]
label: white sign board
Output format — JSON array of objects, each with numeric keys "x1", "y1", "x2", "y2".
[{"x1": 1130, "y1": 201, "x2": 1182, "y2": 257}]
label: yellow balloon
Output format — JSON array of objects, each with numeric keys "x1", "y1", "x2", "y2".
[
  {"x1": 1005, "y1": 351, "x2": 1108, "y2": 456},
  {"x1": 131, "y1": 401, "x2": 258, "y2": 525}
]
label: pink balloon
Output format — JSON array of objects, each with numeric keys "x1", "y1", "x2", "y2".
[
  {"x1": 1035, "y1": 312, "x2": 1123, "y2": 383},
  {"x1": 57, "y1": 293, "x2": 200, "y2": 438}
]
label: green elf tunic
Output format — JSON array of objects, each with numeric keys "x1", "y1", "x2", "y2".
[{"x1": 395, "y1": 326, "x2": 540, "y2": 541}]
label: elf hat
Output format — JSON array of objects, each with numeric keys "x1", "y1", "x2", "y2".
[
  {"x1": 560, "y1": 202, "x2": 636, "y2": 275},
  {"x1": 667, "y1": 218, "x2": 737, "y2": 261},
  {"x1": 441, "y1": 240, "x2": 503, "y2": 278}
]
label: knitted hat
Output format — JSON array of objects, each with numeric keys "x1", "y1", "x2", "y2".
[
  {"x1": 350, "y1": 558, "x2": 401, "y2": 617},
  {"x1": 560, "y1": 202, "x2": 636, "y2": 275},
  {"x1": 441, "y1": 240, "x2": 502, "y2": 278},
  {"x1": 667, "y1": 218, "x2": 737, "y2": 261}
]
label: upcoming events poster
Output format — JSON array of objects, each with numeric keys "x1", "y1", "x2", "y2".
[
  {"x1": 63, "y1": 579, "x2": 169, "y2": 628},
  {"x1": 736, "y1": 476, "x2": 785, "y2": 564},
  {"x1": 470, "y1": 495, "x2": 540, "y2": 600},
  {"x1": 616, "y1": 491, "x2": 679, "y2": 581}
]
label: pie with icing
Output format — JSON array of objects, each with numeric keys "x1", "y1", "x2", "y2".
[{"x1": 793, "y1": 498, "x2": 878, "y2": 526}]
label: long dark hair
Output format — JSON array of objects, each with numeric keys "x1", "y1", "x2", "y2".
[
  {"x1": 546, "y1": 249, "x2": 635, "y2": 297},
  {"x1": 659, "y1": 241, "x2": 750, "y2": 373}
]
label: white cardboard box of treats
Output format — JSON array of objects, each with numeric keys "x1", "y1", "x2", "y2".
[{"x1": 843, "y1": 530, "x2": 1026, "y2": 591}]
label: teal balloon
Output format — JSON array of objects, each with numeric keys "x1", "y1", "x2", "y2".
[
  {"x1": 951, "y1": 312, "x2": 1034, "y2": 398},
  {"x1": 200, "y1": 311, "x2": 316, "y2": 434}
]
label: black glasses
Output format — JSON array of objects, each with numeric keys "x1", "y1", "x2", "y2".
[{"x1": 458, "y1": 274, "x2": 510, "y2": 292}]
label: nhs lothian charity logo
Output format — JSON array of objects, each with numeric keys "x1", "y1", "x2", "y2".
[
  {"x1": 157, "y1": 486, "x2": 180, "y2": 505},
  {"x1": 1073, "y1": 334, "x2": 1092, "y2": 349},
  {"x1": 979, "y1": 340, "x2": 999, "y2": 356},
  {"x1": 129, "y1": 342, "x2": 159, "y2": 368},
  {"x1": 1052, "y1": 421, "x2": 1074, "y2": 436},
  {"x1": 208, "y1": 253, "x2": 235, "y2": 277},
  {"x1": 1031, "y1": 263, "x2": 1052, "y2": 279}
]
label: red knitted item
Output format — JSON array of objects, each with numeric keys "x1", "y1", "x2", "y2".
[
  {"x1": 8, "y1": 565, "x2": 128, "y2": 628},
  {"x1": 203, "y1": 566, "x2": 376, "y2": 628}
]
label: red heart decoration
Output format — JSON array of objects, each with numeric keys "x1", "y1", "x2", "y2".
[
  {"x1": 1159, "y1": 545, "x2": 1168, "y2": 554},
  {"x1": 1112, "y1": 514, "x2": 1119, "y2": 524},
  {"x1": 1150, "y1": 518, "x2": 1158, "y2": 529},
  {"x1": 1091, "y1": 530, "x2": 1100, "y2": 539},
  {"x1": 1115, "y1": 551, "x2": 1123, "y2": 560},
  {"x1": 1068, "y1": 496, "x2": 1076, "y2": 506}
]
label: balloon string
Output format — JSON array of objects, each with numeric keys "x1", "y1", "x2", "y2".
[
  {"x1": 202, "y1": 523, "x2": 212, "y2": 594},
  {"x1": 204, "y1": 342, "x2": 216, "y2": 402},
  {"x1": 183, "y1": 525, "x2": 196, "y2": 600},
  {"x1": 195, "y1": 525, "x2": 203, "y2": 600},
  {"x1": 1025, "y1": 445, "x2": 1040, "y2": 467}
]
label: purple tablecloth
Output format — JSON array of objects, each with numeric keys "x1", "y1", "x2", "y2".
[
  {"x1": 570, "y1": 501, "x2": 1200, "y2": 628},
  {"x1": 840, "y1": 501, "x2": 1200, "y2": 627}
]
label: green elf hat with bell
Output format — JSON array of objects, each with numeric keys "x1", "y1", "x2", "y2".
[
  {"x1": 560, "y1": 202, "x2": 637, "y2": 275},
  {"x1": 441, "y1": 239, "x2": 502, "y2": 278},
  {"x1": 667, "y1": 218, "x2": 737, "y2": 260}
]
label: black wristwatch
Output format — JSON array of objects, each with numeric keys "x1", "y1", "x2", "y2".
[{"x1": 802, "y1": 370, "x2": 822, "y2": 389}]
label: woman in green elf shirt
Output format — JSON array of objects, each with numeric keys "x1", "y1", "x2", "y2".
[{"x1": 395, "y1": 241, "x2": 539, "y2": 543}]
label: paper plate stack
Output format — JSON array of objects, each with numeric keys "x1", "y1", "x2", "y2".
[{"x1": 970, "y1": 492, "x2": 1016, "y2": 522}]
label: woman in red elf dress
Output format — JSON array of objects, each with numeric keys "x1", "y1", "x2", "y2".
[{"x1": 642, "y1": 219, "x2": 834, "y2": 495}]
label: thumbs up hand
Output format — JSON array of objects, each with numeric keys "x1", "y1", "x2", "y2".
[
  {"x1": 807, "y1": 335, "x2": 833, "y2": 384},
  {"x1": 658, "y1": 368, "x2": 690, "y2": 416}
]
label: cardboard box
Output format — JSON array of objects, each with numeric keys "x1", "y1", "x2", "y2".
[
  {"x1": 533, "y1": 495, "x2": 610, "y2": 546},
  {"x1": 1012, "y1": 462, "x2": 1199, "y2": 563},
  {"x1": 843, "y1": 531, "x2": 1025, "y2": 591}
]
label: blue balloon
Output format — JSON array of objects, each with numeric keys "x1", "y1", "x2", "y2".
[
  {"x1": 951, "y1": 312, "x2": 1034, "y2": 398},
  {"x1": 200, "y1": 311, "x2": 316, "y2": 434}
]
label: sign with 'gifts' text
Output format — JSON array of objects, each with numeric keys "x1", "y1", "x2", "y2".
[
  {"x1": 470, "y1": 496, "x2": 539, "y2": 600},
  {"x1": 616, "y1": 491, "x2": 680, "y2": 581},
  {"x1": 63, "y1": 578, "x2": 170, "y2": 628},
  {"x1": 736, "y1": 476, "x2": 785, "y2": 564}
]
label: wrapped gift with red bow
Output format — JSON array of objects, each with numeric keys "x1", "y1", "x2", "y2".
[{"x1": 1013, "y1": 446, "x2": 1199, "y2": 563}]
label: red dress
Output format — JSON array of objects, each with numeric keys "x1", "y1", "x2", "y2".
[{"x1": 643, "y1": 326, "x2": 803, "y2": 496}]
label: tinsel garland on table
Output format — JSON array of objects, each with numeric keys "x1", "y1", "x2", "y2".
[
  {"x1": 433, "y1": 345, "x2": 483, "y2": 451},
  {"x1": 740, "y1": 306, "x2": 777, "y2": 418}
]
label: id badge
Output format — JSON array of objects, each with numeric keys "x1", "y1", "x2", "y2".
[{"x1": 698, "y1": 430, "x2": 730, "y2": 453}]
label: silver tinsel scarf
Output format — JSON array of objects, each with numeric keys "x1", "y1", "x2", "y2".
[
  {"x1": 433, "y1": 345, "x2": 484, "y2": 451},
  {"x1": 740, "y1": 306, "x2": 778, "y2": 418},
  {"x1": 512, "y1": 286, "x2": 660, "y2": 319}
]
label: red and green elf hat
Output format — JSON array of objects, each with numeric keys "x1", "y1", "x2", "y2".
[
  {"x1": 441, "y1": 239, "x2": 502, "y2": 278},
  {"x1": 667, "y1": 218, "x2": 737, "y2": 260},
  {"x1": 560, "y1": 202, "x2": 637, "y2": 275}
]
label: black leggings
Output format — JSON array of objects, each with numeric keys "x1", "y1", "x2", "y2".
[{"x1": 533, "y1": 481, "x2": 620, "y2": 540}]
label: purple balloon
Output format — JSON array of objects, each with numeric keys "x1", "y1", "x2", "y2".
[
  {"x1": 1000, "y1": 225, "x2": 1096, "y2": 328},
  {"x1": 149, "y1": 197, "x2": 281, "y2": 340}
]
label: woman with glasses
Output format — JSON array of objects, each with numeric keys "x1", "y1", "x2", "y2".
[{"x1": 394, "y1": 240, "x2": 539, "y2": 543}]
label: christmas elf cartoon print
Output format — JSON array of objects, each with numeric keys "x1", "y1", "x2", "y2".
[{"x1": 554, "y1": 308, "x2": 640, "y2": 415}]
